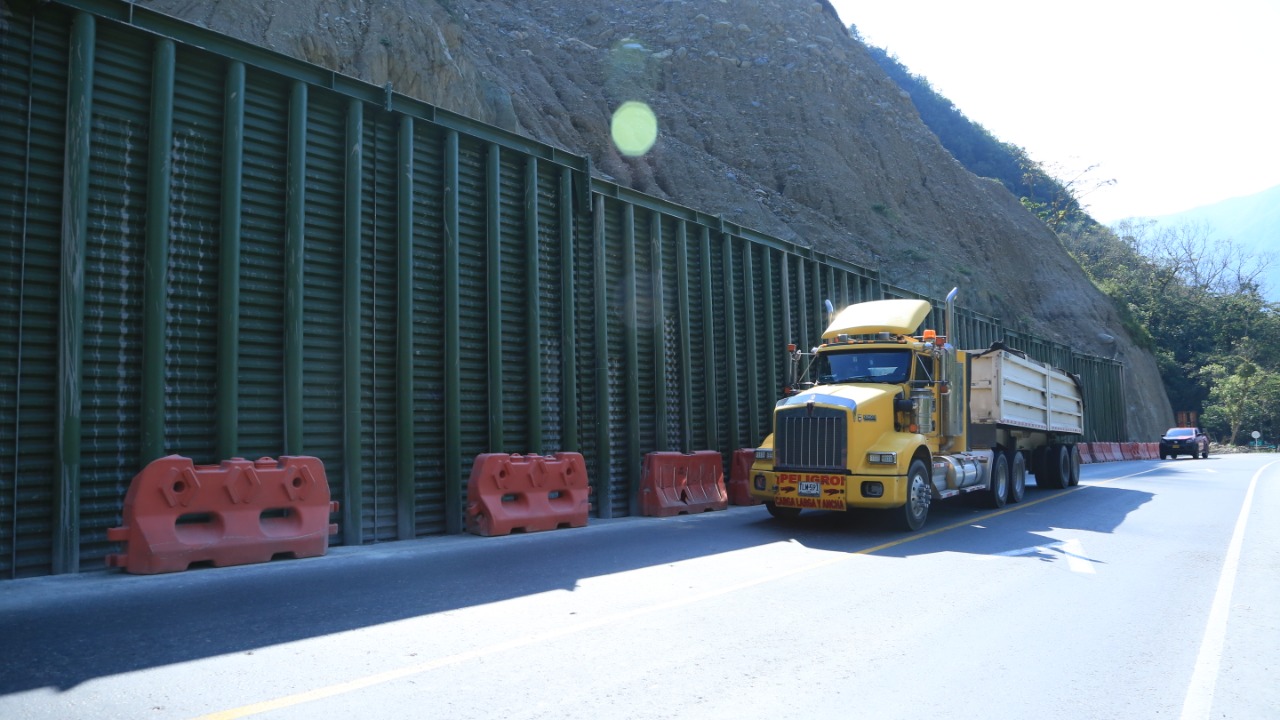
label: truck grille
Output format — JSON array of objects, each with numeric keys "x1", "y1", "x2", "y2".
[{"x1": 775, "y1": 406, "x2": 848, "y2": 472}]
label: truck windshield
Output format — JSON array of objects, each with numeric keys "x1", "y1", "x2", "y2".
[{"x1": 816, "y1": 349, "x2": 911, "y2": 385}]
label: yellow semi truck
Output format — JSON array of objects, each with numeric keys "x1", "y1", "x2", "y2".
[{"x1": 749, "y1": 289, "x2": 1085, "y2": 530}]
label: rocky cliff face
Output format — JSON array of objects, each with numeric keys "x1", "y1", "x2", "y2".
[{"x1": 140, "y1": 0, "x2": 1171, "y2": 438}]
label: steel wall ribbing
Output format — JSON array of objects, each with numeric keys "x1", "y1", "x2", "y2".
[{"x1": 0, "y1": 0, "x2": 1129, "y2": 578}]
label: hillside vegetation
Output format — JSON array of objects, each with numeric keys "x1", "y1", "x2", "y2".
[
  {"x1": 867, "y1": 45, "x2": 1280, "y2": 445},
  {"x1": 1140, "y1": 185, "x2": 1280, "y2": 304}
]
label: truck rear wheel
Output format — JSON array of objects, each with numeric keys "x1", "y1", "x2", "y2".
[
  {"x1": 1007, "y1": 450, "x2": 1026, "y2": 503},
  {"x1": 1031, "y1": 446, "x2": 1048, "y2": 479},
  {"x1": 765, "y1": 502, "x2": 801, "y2": 521},
  {"x1": 898, "y1": 459, "x2": 932, "y2": 531},
  {"x1": 988, "y1": 452, "x2": 1009, "y2": 508},
  {"x1": 1068, "y1": 445, "x2": 1081, "y2": 486},
  {"x1": 1040, "y1": 444, "x2": 1070, "y2": 490}
]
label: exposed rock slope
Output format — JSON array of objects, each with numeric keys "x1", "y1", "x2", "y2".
[{"x1": 140, "y1": 0, "x2": 1171, "y2": 438}]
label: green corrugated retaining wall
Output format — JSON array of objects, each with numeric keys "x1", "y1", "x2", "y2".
[{"x1": 0, "y1": 0, "x2": 1128, "y2": 578}]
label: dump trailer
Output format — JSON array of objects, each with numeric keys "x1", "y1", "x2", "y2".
[{"x1": 748, "y1": 289, "x2": 1085, "y2": 530}]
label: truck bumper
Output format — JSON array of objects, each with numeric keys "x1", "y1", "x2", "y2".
[{"x1": 748, "y1": 469, "x2": 908, "y2": 510}]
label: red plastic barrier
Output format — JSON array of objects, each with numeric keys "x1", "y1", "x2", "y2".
[
  {"x1": 1078, "y1": 443, "x2": 1094, "y2": 464},
  {"x1": 1146, "y1": 442, "x2": 1159, "y2": 459},
  {"x1": 639, "y1": 451, "x2": 728, "y2": 517},
  {"x1": 465, "y1": 453, "x2": 591, "y2": 536},
  {"x1": 106, "y1": 455, "x2": 339, "y2": 574},
  {"x1": 727, "y1": 449, "x2": 763, "y2": 506},
  {"x1": 1106, "y1": 443, "x2": 1122, "y2": 461}
]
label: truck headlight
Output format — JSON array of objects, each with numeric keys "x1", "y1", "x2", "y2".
[
  {"x1": 867, "y1": 452, "x2": 897, "y2": 465},
  {"x1": 754, "y1": 473, "x2": 767, "y2": 490},
  {"x1": 755, "y1": 448, "x2": 773, "y2": 461}
]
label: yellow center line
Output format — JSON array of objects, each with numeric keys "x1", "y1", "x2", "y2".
[{"x1": 195, "y1": 465, "x2": 1160, "y2": 719}]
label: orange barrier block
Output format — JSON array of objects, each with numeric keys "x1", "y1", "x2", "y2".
[
  {"x1": 1146, "y1": 442, "x2": 1159, "y2": 459},
  {"x1": 639, "y1": 451, "x2": 728, "y2": 517},
  {"x1": 727, "y1": 449, "x2": 763, "y2": 506},
  {"x1": 1106, "y1": 443, "x2": 1122, "y2": 462},
  {"x1": 1096, "y1": 444, "x2": 1112, "y2": 462},
  {"x1": 465, "y1": 453, "x2": 591, "y2": 536},
  {"x1": 1078, "y1": 443, "x2": 1094, "y2": 464},
  {"x1": 106, "y1": 455, "x2": 339, "y2": 574}
]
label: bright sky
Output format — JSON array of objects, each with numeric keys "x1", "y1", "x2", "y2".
[{"x1": 828, "y1": 0, "x2": 1280, "y2": 223}]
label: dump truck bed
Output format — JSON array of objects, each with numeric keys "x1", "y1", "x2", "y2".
[{"x1": 968, "y1": 349, "x2": 1084, "y2": 434}]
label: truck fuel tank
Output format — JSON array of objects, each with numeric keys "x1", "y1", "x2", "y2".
[{"x1": 930, "y1": 451, "x2": 993, "y2": 491}]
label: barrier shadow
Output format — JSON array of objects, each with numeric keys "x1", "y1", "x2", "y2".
[
  {"x1": 0, "y1": 507, "x2": 794, "y2": 695},
  {"x1": 0, "y1": 476, "x2": 1155, "y2": 696}
]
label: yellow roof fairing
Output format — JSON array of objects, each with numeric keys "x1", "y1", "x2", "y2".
[{"x1": 822, "y1": 299, "x2": 932, "y2": 339}]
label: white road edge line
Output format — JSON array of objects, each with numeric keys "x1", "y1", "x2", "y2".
[{"x1": 1179, "y1": 460, "x2": 1279, "y2": 720}]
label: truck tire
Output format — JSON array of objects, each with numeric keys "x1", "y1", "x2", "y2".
[
  {"x1": 1068, "y1": 445, "x2": 1081, "y2": 486},
  {"x1": 1040, "y1": 444, "x2": 1070, "y2": 489},
  {"x1": 766, "y1": 502, "x2": 801, "y2": 521},
  {"x1": 1007, "y1": 450, "x2": 1027, "y2": 503},
  {"x1": 988, "y1": 452, "x2": 1009, "y2": 508},
  {"x1": 1031, "y1": 445, "x2": 1048, "y2": 479},
  {"x1": 898, "y1": 459, "x2": 932, "y2": 531}
]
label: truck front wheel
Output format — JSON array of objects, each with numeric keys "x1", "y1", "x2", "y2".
[
  {"x1": 988, "y1": 452, "x2": 1009, "y2": 508},
  {"x1": 898, "y1": 459, "x2": 932, "y2": 531},
  {"x1": 765, "y1": 502, "x2": 801, "y2": 521}
]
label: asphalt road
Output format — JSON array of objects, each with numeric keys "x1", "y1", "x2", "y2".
[{"x1": 2, "y1": 453, "x2": 1277, "y2": 720}]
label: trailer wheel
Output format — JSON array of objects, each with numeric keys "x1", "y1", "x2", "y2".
[
  {"x1": 1067, "y1": 445, "x2": 1081, "y2": 486},
  {"x1": 1031, "y1": 446, "x2": 1048, "y2": 479},
  {"x1": 988, "y1": 453, "x2": 1009, "y2": 508},
  {"x1": 765, "y1": 502, "x2": 801, "y2": 521},
  {"x1": 898, "y1": 459, "x2": 932, "y2": 531},
  {"x1": 1041, "y1": 444, "x2": 1070, "y2": 489},
  {"x1": 1007, "y1": 450, "x2": 1027, "y2": 503}
]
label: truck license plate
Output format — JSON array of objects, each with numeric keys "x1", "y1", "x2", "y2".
[{"x1": 775, "y1": 473, "x2": 846, "y2": 511}]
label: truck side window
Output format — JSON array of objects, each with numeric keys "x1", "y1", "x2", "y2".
[{"x1": 915, "y1": 353, "x2": 933, "y2": 384}]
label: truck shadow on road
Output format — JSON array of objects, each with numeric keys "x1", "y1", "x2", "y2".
[{"x1": 744, "y1": 481, "x2": 1155, "y2": 564}]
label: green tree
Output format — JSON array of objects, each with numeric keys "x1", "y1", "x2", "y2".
[{"x1": 1201, "y1": 362, "x2": 1280, "y2": 445}]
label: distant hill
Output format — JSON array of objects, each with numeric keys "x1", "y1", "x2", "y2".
[{"x1": 1127, "y1": 185, "x2": 1280, "y2": 302}]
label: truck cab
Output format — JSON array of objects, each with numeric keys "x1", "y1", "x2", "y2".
[{"x1": 749, "y1": 290, "x2": 1083, "y2": 531}]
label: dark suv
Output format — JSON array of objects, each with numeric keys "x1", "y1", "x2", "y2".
[{"x1": 1160, "y1": 427, "x2": 1209, "y2": 459}]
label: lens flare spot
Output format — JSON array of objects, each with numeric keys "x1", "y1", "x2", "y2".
[{"x1": 611, "y1": 101, "x2": 658, "y2": 157}]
